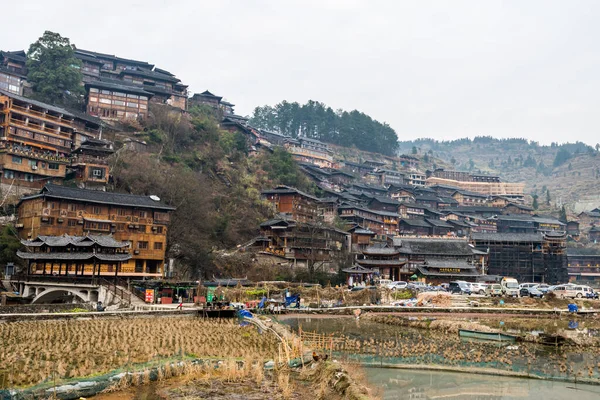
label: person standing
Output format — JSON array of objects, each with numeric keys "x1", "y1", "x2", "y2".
[{"x1": 176, "y1": 295, "x2": 183, "y2": 310}]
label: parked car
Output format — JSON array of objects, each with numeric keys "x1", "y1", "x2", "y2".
[
  {"x1": 350, "y1": 286, "x2": 377, "y2": 292},
  {"x1": 449, "y1": 281, "x2": 471, "y2": 295},
  {"x1": 535, "y1": 284, "x2": 550, "y2": 294},
  {"x1": 408, "y1": 282, "x2": 429, "y2": 291},
  {"x1": 519, "y1": 283, "x2": 538, "y2": 290},
  {"x1": 470, "y1": 283, "x2": 488, "y2": 295},
  {"x1": 586, "y1": 288, "x2": 599, "y2": 299},
  {"x1": 377, "y1": 279, "x2": 393, "y2": 287},
  {"x1": 550, "y1": 285, "x2": 592, "y2": 299},
  {"x1": 387, "y1": 281, "x2": 408, "y2": 290},
  {"x1": 485, "y1": 283, "x2": 503, "y2": 297},
  {"x1": 520, "y1": 286, "x2": 544, "y2": 298}
]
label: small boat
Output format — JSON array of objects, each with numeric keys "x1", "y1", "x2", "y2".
[{"x1": 459, "y1": 329, "x2": 518, "y2": 343}]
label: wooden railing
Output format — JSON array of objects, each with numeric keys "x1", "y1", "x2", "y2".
[{"x1": 98, "y1": 277, "x2": 132, "y2": 306}]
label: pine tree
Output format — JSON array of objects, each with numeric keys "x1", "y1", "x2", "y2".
[
  {"x1": 532, "y1": 195, "x2": 539, "y2": 210},
  {"x1": 546, "y1": 190, "x2": 551, "y2": 206},
  {"x1": 559, "y1": 206, "x2": 567, "y2": 223}
]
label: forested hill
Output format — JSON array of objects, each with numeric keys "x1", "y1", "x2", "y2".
[
  {"x1": 398, "y1": 136, "x2": 600, "y2": 213},
  {"x1": 249, "y1": 100, "x2": 399, "y2": 156}
]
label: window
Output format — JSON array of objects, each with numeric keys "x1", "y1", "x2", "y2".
[
  {"x1": 28, "y1": 160, "x2": 37, "y2": 168},
  {"x1": 139, "y1": 211, "x2": 147, "y2": 218},
  {"x1": 47, "y1": 202, "x2": 55, "y2": 209},
  {"x1": 48, "y1": 163, "x2": 59, "y2": 170},
  {"x1": 126, "y1": 102, "x2": 138, "y2": 108},
  {"x1": 11, "y1": 156, "x2": 21, "y2": 164},
  {"x1": 154, "y1": 242, "x2": 163, "y2": 250},
  {"x1": 99, "y1": 98, "x2": 111, "y2": 104},
  {"x1": 155, "y1": 226, "x2": 164, "y2": 234},
  {"x1": 101, "y1": 90, "x2": 111, "y2": 95},
  {"x1": 138, "y1": 225, "x2": 146, "y2": 233},
  {"x1": 117, "y1": 209, "x2": 126, "y2": 216},
  {"x1": 113, "y1": 100, "x2": 125, "y2": 106},
  {"x1": 4, "y1": 170, "x2": 14, "y2": 179},
  {"x1": 68, "y1": 219, "x2": 77, "y2": 227},
  {"x1": 89, "y1": 97, "x2": 98, "y2": 103},
  {"x1": 117, "y1": 223, "x2": 126, "y2": 231},
  {"x1": 127, "y1": 94, "x2": 139, "y2": 99},
  {"x1": 24, "y1": 174, "x2": 34, "y2": 182},
  {"x1": 69, "y1": 204, "x2": 76, "y2": 212},
  {"x1": 42, "y1": 217, "x2": 54, "y2": 225},
  {"x1": 137, "y1": 241, "x2": 149, "y2": 250},
  {"x1": 93, "y1": 206, "x2": 101, "y2": 215},
  {"x1": 89, "y1": 88, "x2": 99, "y2": 93}
]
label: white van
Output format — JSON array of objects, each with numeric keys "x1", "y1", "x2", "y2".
[
  {"x1": 501, "y1": 277, "x2": 519, "y2": 297},
  {"x1": 377, "y1": 279, "x2": 393, "y2": 287},
  {"x1": 552, "y1": 285, "x2": 593, "y2": 299}
]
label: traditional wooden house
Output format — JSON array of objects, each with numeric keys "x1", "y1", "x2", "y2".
[
  {"x1": 398, "y1": 155, "x2": 419, "y2": 169},
  {"x1": 566, "y1": 220, "x2": 580, "y2": 238},
  {"x1": 426, "y1": 218, "x2": 455, "y2": 236},
  {"x1": 451, "y1": 190, "x2": 489, "y2": 206},
  {"x1": 70, "y1": 136, "x2": 113, "y2": 189},
  {"x1": 388, "y1": 185, "x2": 416, "y2": 202},
  {"x1": 355, "y1": 244, "x2": 407, "y2": 281},
  {"x1": 341, "y1": 160, "x2": 373, "y2": 176},
  {"x1": 414, "y1": 194, "x2": 441, "y2": 209},
  {"x1": 346, "y1": 225, "x2": 376, "y2": 252},
  {"x1": 398, "y1": 218, "x2": 431, "y2": 236},
  {"x1": 578, "y1": 210, "x2": 600, "y2": 228},
  {"x1": 366, "y1": 196, "x2": 401, "y2": 213},
  {"x1": 257, "y1": 219, "x2": 350, "y2": 272},
  {"x1": 392, "y1": 237, "x2": 484, "y2": 283},
  {"x1": 18, "y1": 234, "x2": 131, "y2": 278},
  {"x1": 85, "y1": 79, "x2": 153, "y2": 121},
  {"x1": 0, "y1": 50, "x2": 27, "y2": 95},
  {"x1": 374, "y1": 169, "x2": 405, "y2": 186},
  {"x1": 567, "y1": 249, "x2": 600, "y2": 284},
  {"x1": 398, "y1": 203, "x2": 427, "y2": 219},
  {"x1": 261, "y1": 186, "x2": 320, "y2": 223},
  {"x1": 503, "y1": 203, "x2": 534, "y2": 215},
  {"x1": 338, "y1": 205, "x2": 398, "y2": 235},
  {"x1": 285, "y1": 137, "x2": 335, "y2": 168},
  {"x1": 16, "y1": 184, "x2": 175, "y2": 278},
  {"x1": 0, "y1": 90, "x2": 76, "y2": 190}
]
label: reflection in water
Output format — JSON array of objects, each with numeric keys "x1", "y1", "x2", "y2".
[{"x1": 366, "y1": 368, "x2": 600, "y2": 400}]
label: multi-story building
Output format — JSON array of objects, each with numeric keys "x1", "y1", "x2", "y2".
[
  {"x1": 0, "y1": 50, "x2": 27, "y2": 95},
  {"x1": 567, "y1": 249, "x2": 600, "y2": 284},
  {"x1": 85, "y1": 79, "x2": 153, "y2": 121},
  {"x1": 285, "y1": 137, "x2": 335, "y2": 169},
  {"x1": 16, "y1": 184, "x2": 175, "y2": 278},
  {"x1": 261, "y1": 186, "x2": 320, "y2": 223},
  {"x1": 0, "y1": 90, "x2": 76, "y2": 191},
  {"x1": 74, "y1": 48, "x2": 187, "y2": 111},
  {"x1": 408, "y1": 172, "x2": 427, "y2": 186},
  {"x1": 471, "y1": 232, "x2": 567, "y2": 283},
  {"x1": 426, "y1": 175, "x2": 525, "y2": 202}
]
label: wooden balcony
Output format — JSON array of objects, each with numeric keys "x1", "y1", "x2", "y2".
[
  {"x1": 10, "y1": 104, "x2": 74, "y2": 128},
  {"x1": 9, "y1": 118, "x2": 73, "y2": 142},
  {"x1": 0, "y1": 143, "x2": 71, "y2": 163}
]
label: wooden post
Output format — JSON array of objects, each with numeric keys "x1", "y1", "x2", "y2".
[
  {"x1": 50, "y1": 262, "x2": 54, "y2": 276},
  {"x1": 58, "y1": 263, "x2": 62, "y2": 276}
]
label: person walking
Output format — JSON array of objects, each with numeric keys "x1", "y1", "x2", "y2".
[{"x1": 176, "y1": 295, "x2": 183, "y2": 311}]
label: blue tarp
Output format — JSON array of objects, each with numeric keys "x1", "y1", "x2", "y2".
[{"x1": 568, "y1": 304, "x2": 578, "y2": 313}]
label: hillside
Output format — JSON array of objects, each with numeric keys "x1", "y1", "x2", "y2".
[
  {"x1": 398, "y1": 137, "x2": 600, "y2": 214},
  {"x1": 105, "y1": 104, "x2": 318, "y2": 280}
]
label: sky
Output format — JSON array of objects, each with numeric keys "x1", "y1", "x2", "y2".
[{"x1": 4, "y1": 0, "x2": 600, "y2": 145}]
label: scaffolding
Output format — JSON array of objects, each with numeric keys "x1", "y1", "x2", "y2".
[{"x1": 471, "y1": 233, "x2": 567, "y2": 284}]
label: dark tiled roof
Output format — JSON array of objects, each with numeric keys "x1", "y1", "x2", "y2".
[
  {"x1": 19, "y1": 184, "x2": 176, "y2": 211},
  {"x1": 74, "y1": 48, "x2": 155, "y2": 68},
  {"x1": 470, "y1": 232, "x2": 544, "y2": 243},
  {"x1": 396, "y1": 238, "x2": 474, "y2": 256},
  {"x1": 193, "y1": 90, "x2": 223, "y2": 100},
  {"x1": 399, "y1": 218, "x2": 431, "y2": 228},
  {"x1": 120, "y1": 67, "x2": 180, "y2": 83},
  {"x1": 261, "y1": 186, "x2": 320, "y2": 202},
  {"x1": 1, "y1": 50, "x2": 27, "y2": 62},
  {"x1": 17, "y1": 251, "x2": 131, "y2": 261},
  {"x1": 21, "y1": 234, "x2": 128, "y2": 248},
  {"x1": 85, "y1": 78, "x2": 153, "y2": 96},
  {"x1": 0, "y1": 89, "x2": 73, "y2": 117},
  {"x1": 426, "y1": 218, "x2": 453, "y2": 228}
]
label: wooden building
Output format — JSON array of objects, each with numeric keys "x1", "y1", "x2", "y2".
[
  {"x1": 578, "y1": 210, "x2": 600, "y2": 229},
  {"x1": 261, "y1": 186, "x2": 321, "y2": 223},
  {"x1": 16, "y1": 184, "x2": 175, "y2": 278},
  {"x1": 18, "y1": 234, "x2": 131, "y2": 278},
  {"x1": 338, "y1": 205, "x2": 398, "y2": 236},
  {"x1": 398, "y1": 218, "x2": 431, "y2": 236},
  {"x1": 0, "y1": 50, "x2": 27, "y2": 95},
  {"x1": 566, "y1": 220, "x2": 580, "y2": 238},
  {"x1": 0, "y1": 90, "x2": 76, "y2": 189},
  {"x1": 392, "y1": 237, "x2": 484, "y2": 283},
  {"x1": 285, "y1": 137, "x2": 335, "y2": 169},
  {"x1": 85, "y1": 79, "x2": 153, "y2": 121},
  {"x1": 257, "y1": 219, "x2": 350, "y2": 272},
  {"x1": 451, "y1": 190, "x2": 489, "y2": 206},
  {"x1": 74, "y1": 48, "x2": 187, "y2": 111},
  {"x1": 356, "y1": 244, "x2": 407, "y2": 281},
  {"x1": 567, "y1": 249, "x2": 600, "y2": 284}
]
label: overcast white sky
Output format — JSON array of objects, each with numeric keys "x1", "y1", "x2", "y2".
[{"x1": 5, "y1": 1, "x2": 600, "y2": 145}]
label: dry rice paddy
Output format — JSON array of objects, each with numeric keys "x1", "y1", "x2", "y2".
[{"x1": 0, "y1": 316, "x2": 279, "y2": 387}]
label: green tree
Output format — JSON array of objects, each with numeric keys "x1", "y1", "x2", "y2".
[
  {"x1": 559, "y1": 205, "x2": 568, "y2": 223},
  {"x1": 411, "y1": 146, "x2": 418, "y2": 155},
  {"x1": 546, "y1": 190, "x2": 551, "y2": 206},
  {"x1": 26, "y1": 31, "x2": 84, "y2": 105},
  {"x1": 0, "y1": 225, "x2": 23, "y2": 272},
  {"x1": 553, "y1": 148, "x2": 571, "y2": 167},
  {"x1": 532, "y1": 194, "x2": 539, "y2": 210}
]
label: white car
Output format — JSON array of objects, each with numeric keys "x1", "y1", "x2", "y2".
[
  {"x1": 387, "y1": 281, "x2": 408, "y2": 290},
  {"x1": 470, "y1": 283, "x2": 487, "y2": 295}
]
